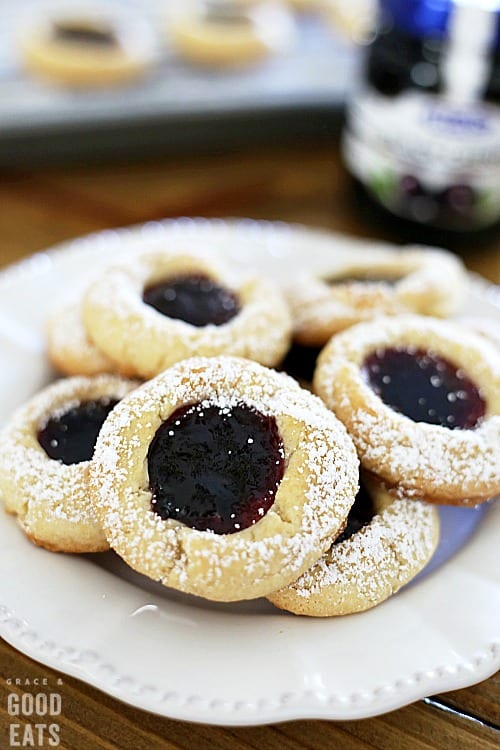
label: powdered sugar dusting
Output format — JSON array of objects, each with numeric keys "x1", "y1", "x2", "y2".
[
  {"x1": 46, "y1": 301, "x2": 116, "y2": 376},
  {"x1": 91, "y1": 356, "x2": 359, "y2": 601},
  {"x1": 314, "y1": 315, "x2": 500, "y2": 502},
  {"x1": 0, "y1": 375, "x2": 136, "y2": 551},
  {"x1": 82, "y1": 249, "x2": 292, "y2": 379},
  {"x1": 460, "y1": 316, "x2": 500, "y2": 351},
  {"x1": 272, "y1": 495, "x2": 438, "y2": 615},
  {"x1": 287, "y1": 247, "x2": 467, "y2": 344}
]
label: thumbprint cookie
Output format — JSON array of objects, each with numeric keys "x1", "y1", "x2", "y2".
[
  {"x1": 268, "y1": 475, "x2": 439, "y2": 616},
  {"x1": 19, "y1": 8, "x2": 158, "y2": 87},
  {"x1": 314, "y1": 316, "x2": 500, "y2": 505},
  {"x1": 82, "y1": 249, "x2": 292, "y2": 379},
  {"x1": 287, "y1": 246, "x2": 467, "y2": 346},
  {"x1": 168, "y1": 0, "x2": 295, "y2": 68},
  {"x1": 0, "y1": 375, "x2": 137, "y2": 553},
  {"x1": 90, "y1": 357, "x2": 359, "y2": 602},
  {"x1": 46, "y1": 302, "x2": 117, "y2": 377}
]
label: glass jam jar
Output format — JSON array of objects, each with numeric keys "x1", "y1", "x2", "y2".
[{"x1": 343, "y1": 0, "x2": 500, "y2": 234}]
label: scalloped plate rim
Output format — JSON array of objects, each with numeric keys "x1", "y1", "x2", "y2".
[{"x1": 0, "y1": 217, "x2": 499, "y2": 726}]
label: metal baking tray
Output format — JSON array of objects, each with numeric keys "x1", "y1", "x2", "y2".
[{"x1": 0, "y1": 0, "x2": 359, "y2": 164}]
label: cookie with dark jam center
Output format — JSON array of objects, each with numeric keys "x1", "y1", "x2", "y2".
[
  {"x1": 38, "y1": 398, "x2": 119, "y2": 465},
  {"x1": 334, "y1": 481, "x2": 375, "y2": 544},
  {"x1": 363, "y1": 347, "x2": 486, "y2": 429},
  {"x1": 143, "y1": 273, "x2": 240, "y2": 327},
  {"x1": 148, "y1": 401, "x2": 285, "y2": 534}
]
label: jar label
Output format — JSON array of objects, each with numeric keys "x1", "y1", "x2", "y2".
[{"x1": 343, "y1": 89, "x2": 500, "y2": 229}]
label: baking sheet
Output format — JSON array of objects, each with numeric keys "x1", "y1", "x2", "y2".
[{"x1": 0, "y1": 0, "x2": 359, "y2": 164}]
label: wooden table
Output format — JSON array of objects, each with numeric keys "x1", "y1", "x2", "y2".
[{"x1": 0, "y1": 143, "x2": 498, "y2": 750}]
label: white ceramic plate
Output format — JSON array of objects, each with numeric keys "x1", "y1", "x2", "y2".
[{"x1": 0, "y1": 218, "x2": 499, "y2": 725}]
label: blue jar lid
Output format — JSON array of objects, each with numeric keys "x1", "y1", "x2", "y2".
[{"x1": 380, "y1": 0, "x2": 500, "y2": 44}]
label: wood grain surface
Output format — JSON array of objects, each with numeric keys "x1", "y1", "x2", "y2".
[{"x1": 0, "y1": 143, "x2": 498, "y2": 750}]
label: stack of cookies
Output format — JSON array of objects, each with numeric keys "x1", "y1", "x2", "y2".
[{"x1": 1, "y1": 236, "x2": 499, "y2": 617}]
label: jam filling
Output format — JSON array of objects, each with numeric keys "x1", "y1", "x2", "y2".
[
  {"x1": 326, "y1": 274, "x2": 401, "y2": 286},
  {"x1": 204, "y1": 0, "x2": 250, "y2": 24},
  {"x1": 143, "y1": 274, "x2": 240, "y2": 327},
  {"x1": 148, "y1": 401, "x2": 285, "y2": 534},
  {"x1": 363, "y1": 347, "x2": 486, "y2": 430},
  {"x1": 38, "y1": 398, "x2": 119, "y2": 465},
  {"x1": 334, "y1": 482, "x2": 375, "y2": 545},
  {"x1": 53, "y1": 22, "x2": 117, "y2": 46},
  {"x1": 280, "y1": 342, "x2": 322, "y2": 383}
]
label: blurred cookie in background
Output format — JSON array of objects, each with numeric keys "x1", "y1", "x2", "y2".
[
  {"x1": 19, "y1": 4, "x2": 159, "y2": 86},
  {"x1": 284, "y1": 0, "x2": 323, "y2": 13},
  {"x1": 321, "y1": 0, "x2": 376, "y2": 42},
  {"x1": 167, "y1": 0, "x2": 296, "y2": 68}
]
